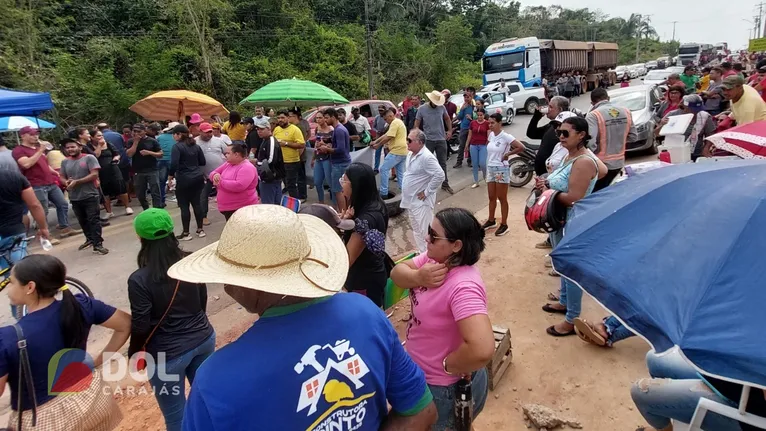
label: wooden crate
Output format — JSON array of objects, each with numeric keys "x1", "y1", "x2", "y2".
[{"x1": 486, "y1": 325, "x2": 512, "y2": 391}]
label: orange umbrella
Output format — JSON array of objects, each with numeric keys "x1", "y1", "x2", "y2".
[{"x1": 129, "y1": 90, "x2": 229, "y2": 121}]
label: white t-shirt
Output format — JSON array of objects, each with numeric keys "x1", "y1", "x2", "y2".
[
  {"x1": 487, "y1": 131, "x2": 516, "y2": 167},
  {"x1": 216, "y1": 133, "x2": 232, "y2": 145}
]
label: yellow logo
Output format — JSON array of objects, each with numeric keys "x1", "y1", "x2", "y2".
[{"x1": 608, "y1": 108, "x2": 620, "y2": 118}]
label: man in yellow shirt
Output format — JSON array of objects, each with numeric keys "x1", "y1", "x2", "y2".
[
  {"x1": 697, "y1": 67, "x2": 711, "y2": 93},
  {"x1": 371, "y1": 107, "x2": 408, "y2": 198},
  {"x1": 722, "y1": 75, "x2": 766, "y2": 125},
  {"x1": 273, "y1": 110, "x2": 307, "y2": 201}
]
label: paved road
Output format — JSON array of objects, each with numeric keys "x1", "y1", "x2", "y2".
[{"x1": 0, "y1": 81, "x2": 653, "y2": 326}]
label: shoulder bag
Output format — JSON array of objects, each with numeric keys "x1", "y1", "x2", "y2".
[{"x1": 136, "y1": 280, "x2": 180, "y2": 371}]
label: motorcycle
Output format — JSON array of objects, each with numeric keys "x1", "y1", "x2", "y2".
[
  {"x1": 508, "y1": 140, "x2": 537, "y2": 188},
  {"x1": 447, "y1": 118, "x2": 460, "y2": 155}
]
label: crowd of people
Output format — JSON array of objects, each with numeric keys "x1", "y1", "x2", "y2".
[{"x1": 1, "y1": 50, "x2": 766, "y2": 431}]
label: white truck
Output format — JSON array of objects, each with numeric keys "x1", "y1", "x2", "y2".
[{"x1": 479, "y1": 81, "x2": 546, "y2": 114}]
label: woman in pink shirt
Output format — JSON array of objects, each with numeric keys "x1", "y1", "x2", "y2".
[
  {"x1": 210, "y1": 143, "x2": 259, "y2": 220},
  {"x1": 390, "y1": 207, "x2": 494, "y2": 430}
]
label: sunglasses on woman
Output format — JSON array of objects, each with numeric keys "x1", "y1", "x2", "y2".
[
  {"x1": 555, "y1": 129, "x2": 570, "y2": 138},
  {"x1": 427, "y1": 226, "x2": 452, "y2": 243}
]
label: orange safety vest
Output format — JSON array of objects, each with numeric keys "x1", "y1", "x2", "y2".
[{"x1": 592, "y1": 108, "x2": 632, "y2": 163}]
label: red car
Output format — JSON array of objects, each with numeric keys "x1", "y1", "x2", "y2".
[{"x1": 303, "y1": 99, "x2": 398, "y2": 143}]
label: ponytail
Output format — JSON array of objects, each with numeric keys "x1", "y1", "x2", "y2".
[{"x1": 13, "y1": 255, "x2": 87, "y2": 348}]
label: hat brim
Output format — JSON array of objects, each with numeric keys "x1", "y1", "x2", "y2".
[
  {"x1": 167, "y1": 214, "x2": 348, "y2": 298},
  {"x1": 425, "y1": 93, "x2": 445, "y2": 106}
]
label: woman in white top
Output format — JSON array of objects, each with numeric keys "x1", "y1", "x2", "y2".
[{"x1": 481, "y1": 113, "x2": 524, "y2": 237}]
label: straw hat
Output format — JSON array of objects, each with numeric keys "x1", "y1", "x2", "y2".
[
  {"x1": 167, "y1": 205, "x2": 348, "y2": 298},
  {"x1": 425, "y1": 90, "x2": 445, "y2": 106}
]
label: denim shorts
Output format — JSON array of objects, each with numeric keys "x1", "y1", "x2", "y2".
[
  {"x1": 330, "y1": 162, "x2": 350, "y2": 193},
  {"x1": 428, "y1": 367, "x2": 489, "y2": 431},
  {"x1": 486, "y1": 165, "x2": 511, "y2": 184}
]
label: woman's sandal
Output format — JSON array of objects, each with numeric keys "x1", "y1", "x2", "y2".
[
  {"x1": 542, "y1": 303, "x2": 567, "y2": 314},
  {"x1": 573, "y1": 318, "x2": 608, "y2": 347},
  {"x1": 547, "y1": 292, "x2": 559, "y2": 301},
  {"x1": 546, "y1": 325, "x2": 575, "y2": 337}
]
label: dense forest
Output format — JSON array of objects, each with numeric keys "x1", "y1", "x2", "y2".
[{"x1": 0, "y1": 0, "x2": 678, "y2": 128}]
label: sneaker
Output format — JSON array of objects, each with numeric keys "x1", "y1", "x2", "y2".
[
  {"x1": 442, "y1": 185, "x2": 455, "y2": 194},
  {"x1": 535, "y1": 238, "x2": 552, "y2": 249},
  {"x1": 92, "y1": 245, "x2": 109, "y2": 255},
  {"x1": 125, "y1": 207, "x2": 134, "y2": 215},
  {"x1": 495, "y1": 224, "x2": 509, "y2": 236},
  {"x1": 196, "y1": 229, "x2": 206, "y2": 238},
  {"x1": 59, "y1": 227, "x2": 83, "y2": 237},
  {"x1": 544, "y1": 255, "x2": 553, "y2": 268},
  {"x1": 177, "y1": 233, "x2": 193, "y2": 241},
  {"x1": 481, "y1": 219, "x2": 497, "y2": 230},
  {"x1": 471, "y1": 183, "x2": 479, "y2": 189},
  {"x1": 202, "y1": 217, "x2": 211, "y2": 226},
  {"x1": 105, "y1": 212, "x2": 115, "y2": 219},
  {"x1": 100, "y1": 220, "x2": 111, "y2": 227},
  {"x1": 78, "y1": 241, "x2": 92, "y2": 251},
  {"x1": 49, "y1": 238, "x2": 61, "y2": 246},
  {"x1": 453, "y1": 162, "x2": 462, "y2": 168}
]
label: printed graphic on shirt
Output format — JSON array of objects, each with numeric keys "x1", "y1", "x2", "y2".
[
  {"x1": 295, "y1": 339, "x2": 375, "y2": 431},
  {"x1": 608, "y1": 107, "x2": 620, "y2": 118}
]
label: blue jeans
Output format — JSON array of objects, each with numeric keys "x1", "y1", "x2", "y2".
[
  {"x1": 374, "y1": 146, "x2": 383, "y2": 170},
  {"x1": 1, "y1": 234, "x2": 28, "y2": 318},
  {"x1": 259, "y1": 181, "x2": 283, "y2": 205},
  {"x1": 150, "y1": 333, "x2": 216, "y2": 431},
  {"x1": 157, "y1": 160, "x2": 171, "y2": 205},
  {"x1": 330, "y1": 162, "x2": 350, "y2": 194},
  {"x1": 428, "y1": 368, "x2": 489, "y2": 431},
  {"x1": 313, "y1": 159, "x2": 333, "y2": 204},
  {"x1": 631, "y1": 350, "x2": 741, "y2": 430},
  {"x1": 603, "y1": 316, "x2": 635, "y2": 345},
  {"x1": 379, "y1": 153, "x2": 406, "y2": 197},
  {"x1": 469, "y1": 145, "x2": 487, "y2": 183},
  {"x1": 550, "y1": 229, "x2": 582, "y2": 323},
  {"x1": 33, "y1": 184, "x2": 69, "y2": 228}
]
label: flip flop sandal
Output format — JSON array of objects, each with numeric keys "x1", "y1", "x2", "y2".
[
  {"x1": 573, "y1": 318, "x2": 607, "y2": 347},
  {"x1": 546, "y1": 325, "x2": 576, "y2": 337},
  {"x1": 547, "y1": 292, "x2": 560, "y2": 301},
  {"x1": 542, "y1": 304, "x2": 567, "y2": 314}
]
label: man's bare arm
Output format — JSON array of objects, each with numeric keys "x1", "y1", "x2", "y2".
[{"x1": 379, "y1": 403, "x2": 437, "y2": 431}]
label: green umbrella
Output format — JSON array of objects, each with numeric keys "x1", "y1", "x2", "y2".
[{"x1": 240, "y1": 78, "x2": 349, "y2": 105}]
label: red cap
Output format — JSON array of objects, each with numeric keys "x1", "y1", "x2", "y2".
[
  {"x1": 199, "y1": 122, "x2": 213, "y2": 132},
  {"x1": 18, "y1": 126, "x2": 39, "y2": 136}
]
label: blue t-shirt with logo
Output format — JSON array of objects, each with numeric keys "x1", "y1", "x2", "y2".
[
  {"x1": 182, "y1": 293, "x2": 432, "y2": 431},
  {"x1": 0, "y1": 294, "x2": 116, "y2": 411}
]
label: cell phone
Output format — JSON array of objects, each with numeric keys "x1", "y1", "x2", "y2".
[{"x1": 281, "y1": 196, "x2": 301, "y2": 212}]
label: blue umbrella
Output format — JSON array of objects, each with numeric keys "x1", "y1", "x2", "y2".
[
  {"x1": 0, "y1": 116, "x2": 56, "y2": 132},
  {"x1": 551, "y1": 160, "x2": 766, "y2": 389}
]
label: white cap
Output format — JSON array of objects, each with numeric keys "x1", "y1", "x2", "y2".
[{"x1": 554, "y1": 111, "x2": 578, "y2": 122}]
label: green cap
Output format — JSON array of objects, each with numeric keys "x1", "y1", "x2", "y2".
[{"x1": 134, "y1": 208, "x2": 174, "y2": 240}]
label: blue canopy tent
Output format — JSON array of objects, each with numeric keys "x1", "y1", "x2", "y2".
[{"x1": 0, "y1": 88, "x2": 54, "y2": 117}]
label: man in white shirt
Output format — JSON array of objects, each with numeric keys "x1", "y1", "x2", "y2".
[
  {"x1": 401, "y1": 128, "x2": 445, "y2": 253},
  {"x1": 350, "y1": 106, "x2": 371, "y2": 137},
  {"x1": 196, "y1": 122, "x2": 230, "y2": 225}
]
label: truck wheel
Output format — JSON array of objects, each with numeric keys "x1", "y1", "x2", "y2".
[
  {"x1": 383, "y1": 192, "x2": 404, "y2": 217},
  {"x1": 524, "y1": 99, "x2": 539, "y2": 114},
  {"x1": 505, "y1": 109, "x2": 515, "y2": 125}
]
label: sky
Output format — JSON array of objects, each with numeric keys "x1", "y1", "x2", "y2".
[{"x1": 521, "y1": 0, "x2": 755, "y2": 51}]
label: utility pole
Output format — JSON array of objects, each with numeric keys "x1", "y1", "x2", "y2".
[
  {"x1": 670, "y1": 21, "x2": 677, "y2": 41},
  {"x1": 761, "y1": 2, "x2": 766, "y2": 39},
  {"x1": 364, "y1": 0, "x2": 374, "y2": 99}
]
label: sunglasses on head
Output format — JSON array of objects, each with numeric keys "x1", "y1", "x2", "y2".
[
  {"x1": 427, "y1": 226, "x2": 452, "y2": 243},
  {"x1": 555, "y1": 129, "x2": 570, "y2": 138}
]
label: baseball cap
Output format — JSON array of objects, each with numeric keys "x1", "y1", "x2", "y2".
[
  {"x1": 163, "y1": 121, "x2": 180, "y2": 132},
  {"x1": 18, "y1": 126, "x2": 39, "y2": 136},
  {"x1": 133, "y1": 208, "x2": 175, "y2": 240},
  {"x1": 148, "y1": 123, "x2": 162, "y2": 133},
  {"x1": 199, "y1": 122, "x2": 213, "y2": 132},
  {"x1": 211, "y1": 122, "x2": 222, "y2": 129},
  {"x1": 299, "y1": 204, "x2": 355, "y2": 231},
  {"x1": 682, "y1": 94, "x2": 704, "y2": 112},
  {"x1": 189, "y1": 113, "x2": 203, "y2": 124},
  {"x1": 132, "y1": 123, "x2": 147, "y2": 131},
  {"x1": 242, "y1": 117, "x2": 255, "y2": 125},
  {"x1": 255, "y1": 121, "x2": 271, "y2": 129},
  {"x1": 721, "y1": 75, "x2": 745, "y2": 89},
  {"x1": 554, "y1": 111, "x2": 578, "y2": 122}
]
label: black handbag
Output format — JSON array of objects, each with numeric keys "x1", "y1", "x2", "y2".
[{"x1": 14, "y1": 324, "x2": 37, "y2": 430}]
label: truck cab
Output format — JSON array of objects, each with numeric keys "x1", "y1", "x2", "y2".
[
  {"x1": 482, "y1": 37, "x2": 542, "y2": 89},
  {"x1": 678, "y1": 43, "x2": 701, "y2": 66}
]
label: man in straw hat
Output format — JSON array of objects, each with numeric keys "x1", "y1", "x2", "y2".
[
  {"x1": 171, "y1": 205, "x2": 436, "y2": 430},
  {"x1": 414, "y1": 91, "x2": 454, "y2": 194}
]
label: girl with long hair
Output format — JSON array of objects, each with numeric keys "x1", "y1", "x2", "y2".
[
  {"x1": 0, "y1": 255, "x2": 130, "y2": 430},
  {"x1": 222, "y1": 111, "x2": 246, "y2": 146},
  {"x1": 391, "y1": 207, "x2": 494, "y2": 430},
  {"x1": 311, "y1": 114, "x2": 334, "y2": 205},
  {"x1": 339, "y1": 163, "x2": 389, "y2": 307},
  {"x1": 168, "y1": 124, "x2": 206, "y2": 240},
  {"x1": 88, "y1": 129, "x2": 131, "y2": 217},
  {"x1": 537, "y1": 116, "x2": 606, "y2": 337},
  {"x1": 466, "y1": 108, "x2": 489, "y2": 188},
  {"x1": 128, "y1": 209, "x2": 215, "y2": 431}
]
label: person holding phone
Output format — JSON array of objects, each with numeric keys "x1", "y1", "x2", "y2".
[
  {"x1": 311, "y1": 114, "x2": 334, "y2": 205},
  {"x1": 481, "y1": 113, "x2": 524, "y2": 237}
]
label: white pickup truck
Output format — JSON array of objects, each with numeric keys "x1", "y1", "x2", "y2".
[{"x1": 479, "y1": 81, "x2": 546, "y2": 114}]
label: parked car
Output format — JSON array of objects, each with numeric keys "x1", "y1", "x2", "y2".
[
  {"x1": 614, "y1": 66, "x2": 630, "y2": 80},
  {"x1": 479, "y1": 81, "x2": 545, "y2": 114},
  {"x1": 477, "y1": 91, "x2": 516, "y2": 124},
  {"x1": 607, "y1": 85, "x2": 660, "y2": 154},
  {"x1": 666, "y1": 66, "x2": 686, "y2": 75},
  {"x1": 634, "y1": 64, "x2": 648, "y2": 76},
  {"x1": 626, "y1": 65, "x2": 640, "y2": 79},
  {"x1": 642, "y1": 69, "x2": 672, "y2": 86},
  {"x1": 303, "y1": 99, "x2": 397, "y2": 142},
  {"x1": 645, "y1": 60, "x2": 658, "y2": 70}
]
